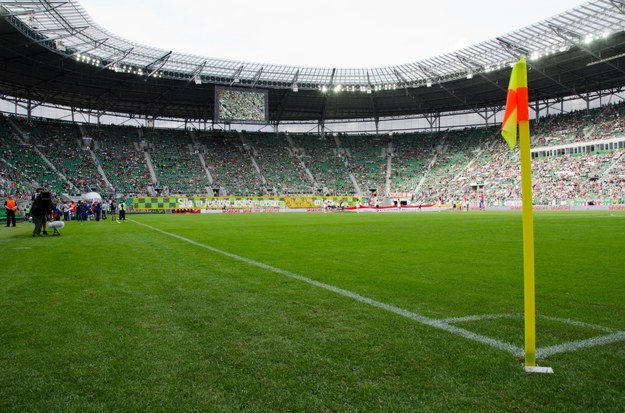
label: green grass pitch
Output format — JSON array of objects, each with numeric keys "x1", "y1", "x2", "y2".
[{"x1": 1, "y1": 211, "x2": 624, "y2": 412}]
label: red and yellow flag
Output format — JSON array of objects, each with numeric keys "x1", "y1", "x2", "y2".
[{"x1": 501, "y1": 57, "x2": 529, "y2": 150}]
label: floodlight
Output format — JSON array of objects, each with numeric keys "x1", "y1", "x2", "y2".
[{"x1": 426, "y1": 80, "x2": 432, "y2": 87}]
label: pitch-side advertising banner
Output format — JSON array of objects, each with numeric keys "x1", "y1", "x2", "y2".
[{"x1": 133, "y1": 196, "x2": 362, "y2": 210}]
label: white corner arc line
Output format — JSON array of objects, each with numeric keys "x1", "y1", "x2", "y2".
[{"x1": 130, "y1": 219, "x2": 523, "y2": 356}]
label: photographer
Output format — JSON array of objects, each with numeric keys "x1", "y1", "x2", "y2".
[{"x1": 31, "y1": 190, "x2": 53, "y2": 237}]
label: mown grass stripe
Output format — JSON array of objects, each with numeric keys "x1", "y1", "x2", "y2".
[{"x1": 131, "y1": 219, "x2": 523, "y2": 356}]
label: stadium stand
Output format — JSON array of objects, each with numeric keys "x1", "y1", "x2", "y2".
[
  {"x1": 242, "y1": 132, "x2": 312, "y2": 195},
  {"x1": 195, "y1": 131, "x2": 263, "y2": 196},
  {"x1": 1, "y1": 104, "x2": 624, "y2": 208},
  {"x1": 290, "y1": 133, "x2": 356, "y2": 196},
  {"x1": 339, "y1": 134, "x2": 388, "y2": 195},
  {"x1": 15, "y1": 118, "x2": 104, "y2": 195},
  {"x1": 143, "y1": 128, "x2": 210, "y2": 196},
  {"x1": 89, "y1": 124, "x2": 152, "y2": 196}
]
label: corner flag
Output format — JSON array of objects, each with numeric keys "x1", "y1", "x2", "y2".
[
  {"x1": 501, "y1": 57, "x2": 529, "y2": 151},
  {"x1": 501, "y1": 57, "x2": 551, "y2": 373}
]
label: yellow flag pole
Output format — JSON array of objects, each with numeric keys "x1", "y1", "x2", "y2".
[
  {"x1": 518, "y1": 119, "x2": 536, "y2": 368},
  {"x1": 503, "y1": 57, "x2": 552, "y2": 372}
]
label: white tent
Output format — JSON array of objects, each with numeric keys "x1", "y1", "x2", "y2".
[{"x1": 82, "y1": 192, "x2": 102, "y2": 202}]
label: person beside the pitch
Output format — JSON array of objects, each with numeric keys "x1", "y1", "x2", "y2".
[
  {"x1": 31, "y1": 190, "x2": 52, "y2": 237},
  {"x1": 4, "y1": 196, "x2": 17, "y2": 227}
]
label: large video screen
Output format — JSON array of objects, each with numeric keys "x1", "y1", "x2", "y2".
[{"x1": 215, "y1": 87, "x2": 268, "y2": 123}]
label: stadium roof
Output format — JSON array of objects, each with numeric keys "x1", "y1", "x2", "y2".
[{"x1": 1, "y1": 0, "x2": 625, "y2": 124}]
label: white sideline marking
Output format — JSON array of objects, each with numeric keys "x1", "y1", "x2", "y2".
[
  {"x1": 131, "y1": 219, "x2": 625, "y2": 359},
  {"x1": 130, "y1": 219, "x2": 522, "y2": 356}
]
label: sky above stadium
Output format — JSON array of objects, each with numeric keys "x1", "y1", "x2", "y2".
[{"x1": 79, "y1": 0, "x2": 587, "y2": 67}]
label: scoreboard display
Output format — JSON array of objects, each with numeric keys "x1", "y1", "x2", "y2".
[{"x1": 215, "y1": 86, "x2": 268, "y2": 123}]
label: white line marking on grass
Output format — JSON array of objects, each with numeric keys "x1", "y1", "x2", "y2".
[
  {"x1": 444, "y1": 313, "x2": 619, "y2": 334},
  {"x1": 442, "y1": 313, "x2": 625, "y2": 357},
  {"x1": 441, "y1": 313, "x2": 522, "y2": 323},
  {"x1": 131, "y1": 219, "x2": 625, "y2": 359},
  {"x1": 130, "y1": 219, "x2": 523, "y2": 356},
  {"x1": 537, "y1": 332, "x2": 625, "y2": 358},
  {"x1": 538, "y1": 315, "x2": 618, "y2": 334}
]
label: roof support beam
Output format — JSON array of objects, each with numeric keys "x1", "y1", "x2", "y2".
[
  {"x1": 496, "y1": 37, "x2": 530, "y2": 58},
  {"x1": 144, "y1": 51, "x2": 171, "y2": 79},
  {"x1": 454, "y1": 53, "x2": 507, "y2": 93},
  {"x1": 609, "y1": 0, "x2": 625, "y2": 14},
  {"x1": 251, "y1": 67, "x2": 263, "y2": 88},
  {"x1": 64, "y1": 37, "x2": 109, "y2": 56},
  {"x1": 101, "y1": 47, "x2": 133, "y2": 71},
  {"x1": 418, "y1": 62, "x2": 488, "y2": 121},
  {"x1": 549, "y1": 23, "x2": 625, "y2": 77},
  {"x1": 369, "y1": 93, "x2": 379, "y2": 127},
  {"x1": 0, "y1": 1, "x2": 67, "y2": 18},
  {"x1": 190, "y1": 60, "x2": 206, "y2": 84},
  {"x1": 394, "y1": 68, "x2": 410, "y2": 94},
  {"x1": 274, "y1": 90, "x2": 292, "y2": 125},
  {"x1": 319, "y1": 68, "x2": 336, "y2": 130},
  {"x1": 291, "y1": 69, "x2": 300, "y2": 92},
  {"x1": 230, "y1": 65, "x2": 243, "y2": 86},
  {"x1": 327, "y1": 68, "x2": 336, "y2": 89},
  {"x1": 496, "y1": 36, "x2": 589, "y2": 102}
]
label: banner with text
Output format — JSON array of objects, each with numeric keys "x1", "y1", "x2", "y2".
[{"x1": 133, "y1": 196, "x2": 363, "y2": 211}]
